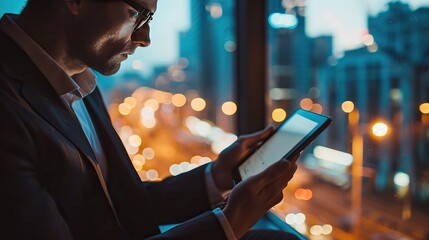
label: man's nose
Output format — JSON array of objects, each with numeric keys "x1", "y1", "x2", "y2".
[{"x1": 131, "y1": 25, "x2": 151, "y2": 47}]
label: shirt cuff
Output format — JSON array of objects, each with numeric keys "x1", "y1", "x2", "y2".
[
  {"x1": 213, "y1": 208, "x2": 237, "y2": 240},
  {"x1": 205, "y1": 163, "x2": 231, "y2": 208}
]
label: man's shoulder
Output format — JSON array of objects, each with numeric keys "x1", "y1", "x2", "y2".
[{"x1": 0, "y1": 28, "x2": 36, "y2": 81}]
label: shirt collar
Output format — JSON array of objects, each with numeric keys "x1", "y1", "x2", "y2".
[{"x1": 0, "y1": 14, "x2": 96, "y2": 99}]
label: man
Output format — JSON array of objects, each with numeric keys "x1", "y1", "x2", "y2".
[{"x1": 0, "y1": 0, "x2": 298, "y2": 239}]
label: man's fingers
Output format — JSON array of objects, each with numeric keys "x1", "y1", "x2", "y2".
[
  {"x1": 240, "y1": 125, "x2": 274, "y2": 147},
  {"x1": 284, "y1": 153, "x2": 300, "y2": 164},
  {"x1": 253, "y1": 158, "x2": 298, "y2": 195},
  {"x1": 249, "y1": 159, "x2": 291, "y2": 189},
  {"x1": 271, "y1": 160, "x2": 297, "y2": 190}
]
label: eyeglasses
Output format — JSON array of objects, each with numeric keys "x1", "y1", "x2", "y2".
[{"x1": 122, "y1": 0, "x2": 154, "y2": 32}]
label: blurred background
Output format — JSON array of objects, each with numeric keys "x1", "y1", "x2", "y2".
[{"x1": 2, "y1": 0, "x2": 429, "y2": 239}]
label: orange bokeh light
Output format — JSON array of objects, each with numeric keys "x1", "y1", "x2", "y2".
[
  {"x1": 295, "y1": 188, "x2": 313, "y2": 201},
  {"x1": 311, "y1": 103, "x2": 323, "y2": 114},
  {"x1": 300, "y1": 98, "x2": 313, "y2": 110},
  {"x1": 420, "y1": 103, "x2": 429, "y2": 114},
  {"x1": 342, "y1": 101, "x2": 355, "y2": 113}
]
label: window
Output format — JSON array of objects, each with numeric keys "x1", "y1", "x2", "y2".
[
  {"x1": 1, "y1": 1, "x2": 237, "y2": 180},
  {"x1": 101, "y1": 0, "x2": 238, "y2": 180},
  {"x1": 267, "y1": 1, "x2": 429, "y2": 239}
]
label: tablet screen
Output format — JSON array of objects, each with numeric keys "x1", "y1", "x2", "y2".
[{"x1": 238, "y1": 114, "x2": 318, "y2": 180}]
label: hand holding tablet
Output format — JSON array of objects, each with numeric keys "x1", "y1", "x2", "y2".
[{"x1": 233, "y1": 109, "x2": 332, "y2": 183}]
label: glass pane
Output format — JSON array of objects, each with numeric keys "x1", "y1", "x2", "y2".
[
  {"x1": 267, "y1": 0, "x2": 429, "y2": 239},
  {"x1": 103, "y1": 0, "x2": 237, "y2": 180}
]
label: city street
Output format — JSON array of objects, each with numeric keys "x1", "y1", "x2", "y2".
[{"x1": 274, "y1": 167, "x2": 429, "y2": 240}]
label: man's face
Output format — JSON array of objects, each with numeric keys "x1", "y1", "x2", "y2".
[{"x1": 65, "y1": 0, "x2": 157, "y2": 75}]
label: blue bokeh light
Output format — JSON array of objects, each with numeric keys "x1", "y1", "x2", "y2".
[{"x1": 268, "y1": 13, "x2": 298, "y2": 29}]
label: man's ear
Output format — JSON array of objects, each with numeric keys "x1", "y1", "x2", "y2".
[{"x1": 63, "y1": 0, "x2": 83, "y2": 16}]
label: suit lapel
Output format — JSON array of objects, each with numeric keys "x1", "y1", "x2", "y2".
[
  {"x1": 20, "y1": 67, "x2": 98, "y2": 164},
  {"x1": 1, "y1": 25, "x2": 126, "y2": 233},
  {"x1": 0, "y1": 27, "x2": 97, "y2": 164}
]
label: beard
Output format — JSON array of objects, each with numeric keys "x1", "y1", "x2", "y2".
[
  {"x1": 66, "y1": 23, "x2": 132, "y2": 76},
  {"x1": 89, "y1": 53, "x2": 123, "y2": 76},
  {"x1": 71, "y1": 38, "x2": 126, "y2": 76}
]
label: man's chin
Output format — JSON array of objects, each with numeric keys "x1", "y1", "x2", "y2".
[{"x1": 93, "y1": 62, "x2": 121, "y2": 76}]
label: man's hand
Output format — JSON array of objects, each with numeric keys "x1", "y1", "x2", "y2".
[
  {"x1": 211, "y1": 126, "x2": 274, "y2": 192},
  {"x1": 222, "y1": 156, "x2": 298, "y2": 239}
]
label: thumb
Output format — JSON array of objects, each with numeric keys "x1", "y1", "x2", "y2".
[{"x1": 250, "y1": 159, "x2": 291, "y2": 189}]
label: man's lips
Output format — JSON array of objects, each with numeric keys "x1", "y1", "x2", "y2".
[
  {"x1": 119, "y1": 47, "x2": 137, "y2": 60},
  {"x1": 123, "y1": 48, "x2": 136, "y2": 56}
]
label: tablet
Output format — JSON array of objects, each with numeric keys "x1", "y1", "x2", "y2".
[{"x1": 233, "y1": 109, "x2": 332, "y2": 183}]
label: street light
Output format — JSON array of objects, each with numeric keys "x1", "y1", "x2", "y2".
[
  {"x1": 420, "y1": 102, "x2": 429, "y2": 125},
  {"x1": 371, "y1": 122, "x2": 389, "y2": 137},
  {"x1": 342, "y1": 101, "x2": 389, "y2": 239},
  {"x1": 394, "y1": 171, "x2": 412, "y2": 221},
  {"x1": 341, "y1": 101, "x2": 355, "y2": 113},
  {"x1": 344, "y1": 104, "x2": 363, "y2": 239},
  {"x1": 419, "y1": 102, "x2": 429, "y2": 114}
]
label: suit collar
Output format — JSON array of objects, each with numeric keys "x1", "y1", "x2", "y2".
[
  {"x1": 0, "y1": 14, "x2": 97, "y2": 100},
  {"x1": 0, "y1": 23, "x2": 125, "y2": 231},
  {"x1": 21, "y1": 77, "x2": 97, "y2": 162},
  {"x1": 0, "y1": 27, "x2": 97, "y2": 164}
]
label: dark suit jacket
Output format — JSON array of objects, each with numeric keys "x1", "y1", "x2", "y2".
[{"x1": 0, "y1": 28, "x2": 226, "y2": 240}]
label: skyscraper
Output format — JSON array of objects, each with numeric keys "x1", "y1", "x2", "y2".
[
  {"x1": 179, "y1": 0, "x2": 235, "y2": 124},
  {"x1": 319, "y1": 2, "x2": 429, "y2": 196}
]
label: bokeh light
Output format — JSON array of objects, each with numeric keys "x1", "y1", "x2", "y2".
[
  {"x1": 142, "y1": 118, "x2": 157, "y2": 129},
  {"x1": 419, "y1": 103, "x2": 429, "y2": 114},
  {"x1": 128, "y1": 135, "x2": 142, "y2": 147},
  {"x1": 124, "y1": 97, "x2": 137, "y2": 109},
  {"x1": 208, "y1": 3, "x2": 223, "y2": 18},
  {"x1": 133, "y1": 154, "x2": 146, "y2": 166},
  {"x1": 118, "y1": 103, "x2": 132, "y2": 115},
  {"x1": 269, "y1": 13, "x2": 298, "y2": 29},
  {"x1": 342, "y1": 101, "x2": 355, "y2": 113},
  {"x1": 372, "y1": 122, "x2": 389, "y2": 137},
  {"x1": 222, "y1": 101, "x2": 237, "y2": 115},
  {"x1": 321, "y1": 224, "x2": 333, "y2": 235},
  {"x1": 300, "y1": 98, "x2": 313, "y2": 110},
  {"x1": 394, "y1": 172, "x2": 410, "y2": 187},
  {"x1": 285, "y1": 213, "x2": 296, "y2": 225},
  {"x1": 144, "y1": 99, "x2": 160, "y2": 111},
  {"x1": 146, "y1": 169, "x2": 159, "y2": 181},
  {"x1": 169, "y1": 164, "x2": 182, "y2": 176},
  {"x1": 198, "y1": 157, "x2": 212, "y2": 165},
  {"x1": 143, "y1": 148, "x2": 155, "y2": 160},
  {"x1": 132, "y1": 60, "x2": 143, "y2": 70},
  {"x1": 141, "y1": 107, "x2": 155, "y2": 120},
  {"x1": 294, "y1": 188, "x2": 313, "y2": 201},
  {"x1": 311, "y1": 103, "x2": 323, "y2": 114},
  {"x1": 132, "y1": 159, "x2": 144, "y2": 171},
  {"x1": 172, "y1": 93, "x2": 187, "y2": 107},
  {"x1": 362, "y1": 34, "x2": 374, "y2": 46},
  {"x1": 310, "y1": 225, "x2": 322, "y2": 236},
  {"x1": 295, "y1": 213, "x2": 306, "y2": 224},
  {"x1": 191, "y1": 98, "x2": 206, "y2": 112},
  {"x1": 190, "y1": 155, "x2": 202, "y2": 164},
  {"x1": 272, "y1": 108, "x2": 287, "y2": 122}
]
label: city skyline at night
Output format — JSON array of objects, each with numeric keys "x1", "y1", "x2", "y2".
[{"x1": 3, "y1": 0, "x2": 429, "y2": 76}]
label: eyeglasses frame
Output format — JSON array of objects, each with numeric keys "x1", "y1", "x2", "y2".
[{"x1": 122, "y1": 0, "x2": 154, "y2": 31}]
